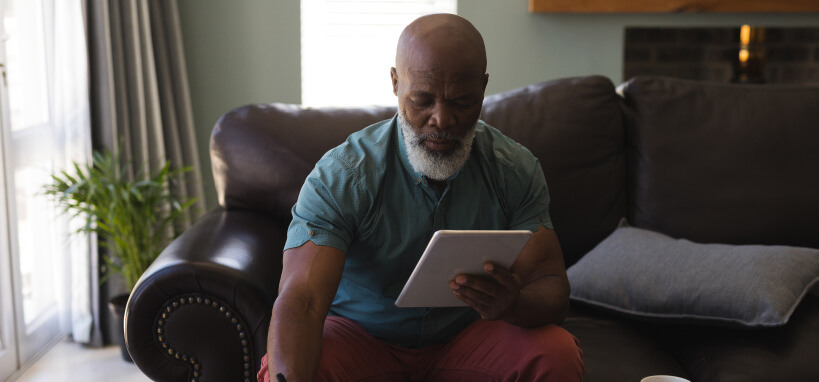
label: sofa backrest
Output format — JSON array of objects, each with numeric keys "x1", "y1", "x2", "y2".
[
  {"x1": 481, "y1": 76, "x2": 626, "y2": 266},
  {"x1": 210, "y1": 103, "x2": 396, "y2": 223},
  {"x1": 621, "y1": 76, "x2": 819, "y2": 249},
  {"x1": 210, "y1": 75, "x2": 627, "y2": 266}
]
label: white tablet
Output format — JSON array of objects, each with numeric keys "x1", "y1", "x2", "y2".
[{"x1": 394, "y1": 230, "x2": 533, "y2": 308}]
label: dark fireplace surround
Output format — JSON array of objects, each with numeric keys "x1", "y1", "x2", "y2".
[{"x1": 624, "y1": 27, "x2": 819, "y2": 84}]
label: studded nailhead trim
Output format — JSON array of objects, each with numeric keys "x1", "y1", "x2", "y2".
[{"x1": 154, "y1": 294, "x2": 253, "y2": 382}]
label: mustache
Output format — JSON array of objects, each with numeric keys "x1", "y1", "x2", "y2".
[{"x1": 417, "y1": 132, "x2": 462, "y2": 142}]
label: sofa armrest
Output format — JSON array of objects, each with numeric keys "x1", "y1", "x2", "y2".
[{"x1": 125, "y1": 207, "x2": 287, "y2": 382}]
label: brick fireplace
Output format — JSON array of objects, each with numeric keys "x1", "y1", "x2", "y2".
[{"x1": 624, "y1": 27, "x2": 819, "y2": 84}]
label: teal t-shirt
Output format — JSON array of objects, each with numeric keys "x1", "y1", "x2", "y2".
[{"x1": 285, "y1": 114, "x2": 553, "y2": 348}]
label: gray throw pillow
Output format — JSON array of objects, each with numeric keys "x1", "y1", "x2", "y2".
[{"x1": 567, "y1": 225, "x2": 819, "y2": 327}]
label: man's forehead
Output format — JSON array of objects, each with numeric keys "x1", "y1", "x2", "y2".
[
  {"x1": 406, "y1": 68, "x2": 483, "y2": 83},
  {"x1": 403, "y1": 80, "x2": 483, "y2": 98}
]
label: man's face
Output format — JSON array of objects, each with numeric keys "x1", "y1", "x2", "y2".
[
  {"x1": 391, "y1": 42, "x2": 488, "y2": 180},
  {"x1": 392, "y1": 68, "x2": 486, "y2": 152}
]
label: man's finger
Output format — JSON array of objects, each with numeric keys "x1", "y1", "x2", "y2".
[
  {"x1": 453, "y1": 290, "x2": 491, "y2": 315},
  {"x1": 453, "y1": 284, "x2": 494, "y2": 307},
  {"x1": 455, "y1": 290, "x2": 499, "y2": 320},
  {"x1": 453, "y1": 275, "x2": 501, "y2": 297},
  {"x1": 484, "y1": 262, "x2": 518, "y2": 288}
]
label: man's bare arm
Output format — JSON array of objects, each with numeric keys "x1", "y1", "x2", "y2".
[
  {"x1": 451, "y1": 227, "x2": 569, "y2": 327},
  {"x1": 502, "y1": 227, "x2": 569, "y2": 326},
  {"x1": 267, "y1": 241, "x2": 345, "y2": 381}
]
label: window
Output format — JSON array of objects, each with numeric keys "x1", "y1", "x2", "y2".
[
  {"x1": 1, "y1": 0, "x2": 91, "y2": 377},
  {"x1": 301, "y1": 0, "x2": 457, "y2": 107}
]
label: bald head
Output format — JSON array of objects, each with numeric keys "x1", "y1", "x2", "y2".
[
  {"x1": 390, "y1": 14, "x2": 488, "y2": 168},
  {"x1": 395, "y1": 14, "x2": 487, "y2": 79}
]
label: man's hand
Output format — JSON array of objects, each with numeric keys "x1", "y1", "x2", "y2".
[
  {"x1": 449, "y1": 262, "x2": 522, "y2": 320},
  {"x1": 450, "y1": 227, "x2": 569, "y2": 328}
]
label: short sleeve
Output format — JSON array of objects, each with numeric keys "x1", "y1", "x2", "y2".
[
  {"x1": 502, "y1": 148, "x2": 554, "y2": 232},
  {"x1": 284, "y1": 151, "x2": 369, "y2": 253}
]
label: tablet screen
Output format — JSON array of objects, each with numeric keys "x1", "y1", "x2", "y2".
[{"x1": 394, "y1": 230, "x2": 532, "y2": 308}]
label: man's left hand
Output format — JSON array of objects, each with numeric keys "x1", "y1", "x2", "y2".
[{"x1": 449, "y1": 262, "x2": 521, "y2": 320}]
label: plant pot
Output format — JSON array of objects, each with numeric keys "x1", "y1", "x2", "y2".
[{"x1": 107, "y1": 294, "x2": 133, "y2": 363}]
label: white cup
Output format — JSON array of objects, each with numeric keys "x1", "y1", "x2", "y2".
[{"x1": 641, "y1": 376, "x2": 690, "y2": 382}]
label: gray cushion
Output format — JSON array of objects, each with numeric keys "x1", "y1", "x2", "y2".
[{"x1": 567, "y1": 224, "x2": 819, "y2": 327}]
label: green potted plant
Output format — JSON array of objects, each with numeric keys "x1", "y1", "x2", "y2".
[{"x1": 44, "y1": 150, "x2": 197, "y2": 361}]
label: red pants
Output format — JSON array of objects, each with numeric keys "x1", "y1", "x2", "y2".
[{"x1": 258, "y1": 315, "x2": 584, "y2": 382}]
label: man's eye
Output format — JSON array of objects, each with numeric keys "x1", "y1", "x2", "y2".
[
  {"x1": 453, "y1": 100, "x2": 475, "y2": 108},
  {"x1": 411, "y1": 98, "x2": 432, "y2": 106}
]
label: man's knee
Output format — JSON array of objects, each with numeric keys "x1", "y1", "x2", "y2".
[
  {"x1": 257, "y1": 354, "x2": 270, "y2": 382},
  {"x1": 315, "y1": 316, "x2": 405, "y2": 381},
  {"x1": 313, "y1": 317, "x2": 365, "y2": 381},
  {"x1": 440, "y1": 321, "x2": 584, "y2": 381},
  {"x1": 522, "y1": 325, "x2": 584, "y2": 379}
]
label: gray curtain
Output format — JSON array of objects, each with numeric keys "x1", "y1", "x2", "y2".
[{"x1": 85, "y1": 0, "x2": 206, "y2": 345}]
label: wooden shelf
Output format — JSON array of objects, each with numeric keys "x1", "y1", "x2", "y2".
[{"x1": 529, "y1": 0, "x2": 819, "y2": 13}]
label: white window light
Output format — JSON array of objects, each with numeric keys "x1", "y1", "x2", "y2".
[{"x1": 301, "y1": 0, "x2": 457, "y2": 107}]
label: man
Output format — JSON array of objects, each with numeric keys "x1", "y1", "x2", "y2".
[{"x1": 259, "y1": 13, "x2": 584, "y2": 382}]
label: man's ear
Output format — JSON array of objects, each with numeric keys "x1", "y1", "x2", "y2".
[
  {"x1": 482, "y1": 73, "x2": 489, "y2": 93},
  {"x1": 391, "y1": 67, "x2": 399, "y2": 96}
]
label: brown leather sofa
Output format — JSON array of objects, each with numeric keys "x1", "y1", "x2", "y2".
[{"x1": 124, "y1": 76, "x2": 819, "y2": 381}]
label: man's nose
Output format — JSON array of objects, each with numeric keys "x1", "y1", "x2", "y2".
[{"x1": 429, "y1": 103, "x2": 456, "y2": 130}]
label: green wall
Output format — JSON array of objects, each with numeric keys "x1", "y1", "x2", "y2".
[
  {"x1": 462, "y1": 1, "x2": 819, "y2": 96},
  {"x1": 178, "y1": 0, "x2": 301, "y2": 208},
  {"x1": 179, "y1": 0, "x2": 819, "y2": 209}
]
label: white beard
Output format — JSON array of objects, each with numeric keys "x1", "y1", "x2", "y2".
[{"x1": 398, "y1": 110, "x2": 477, "y2": 181}]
